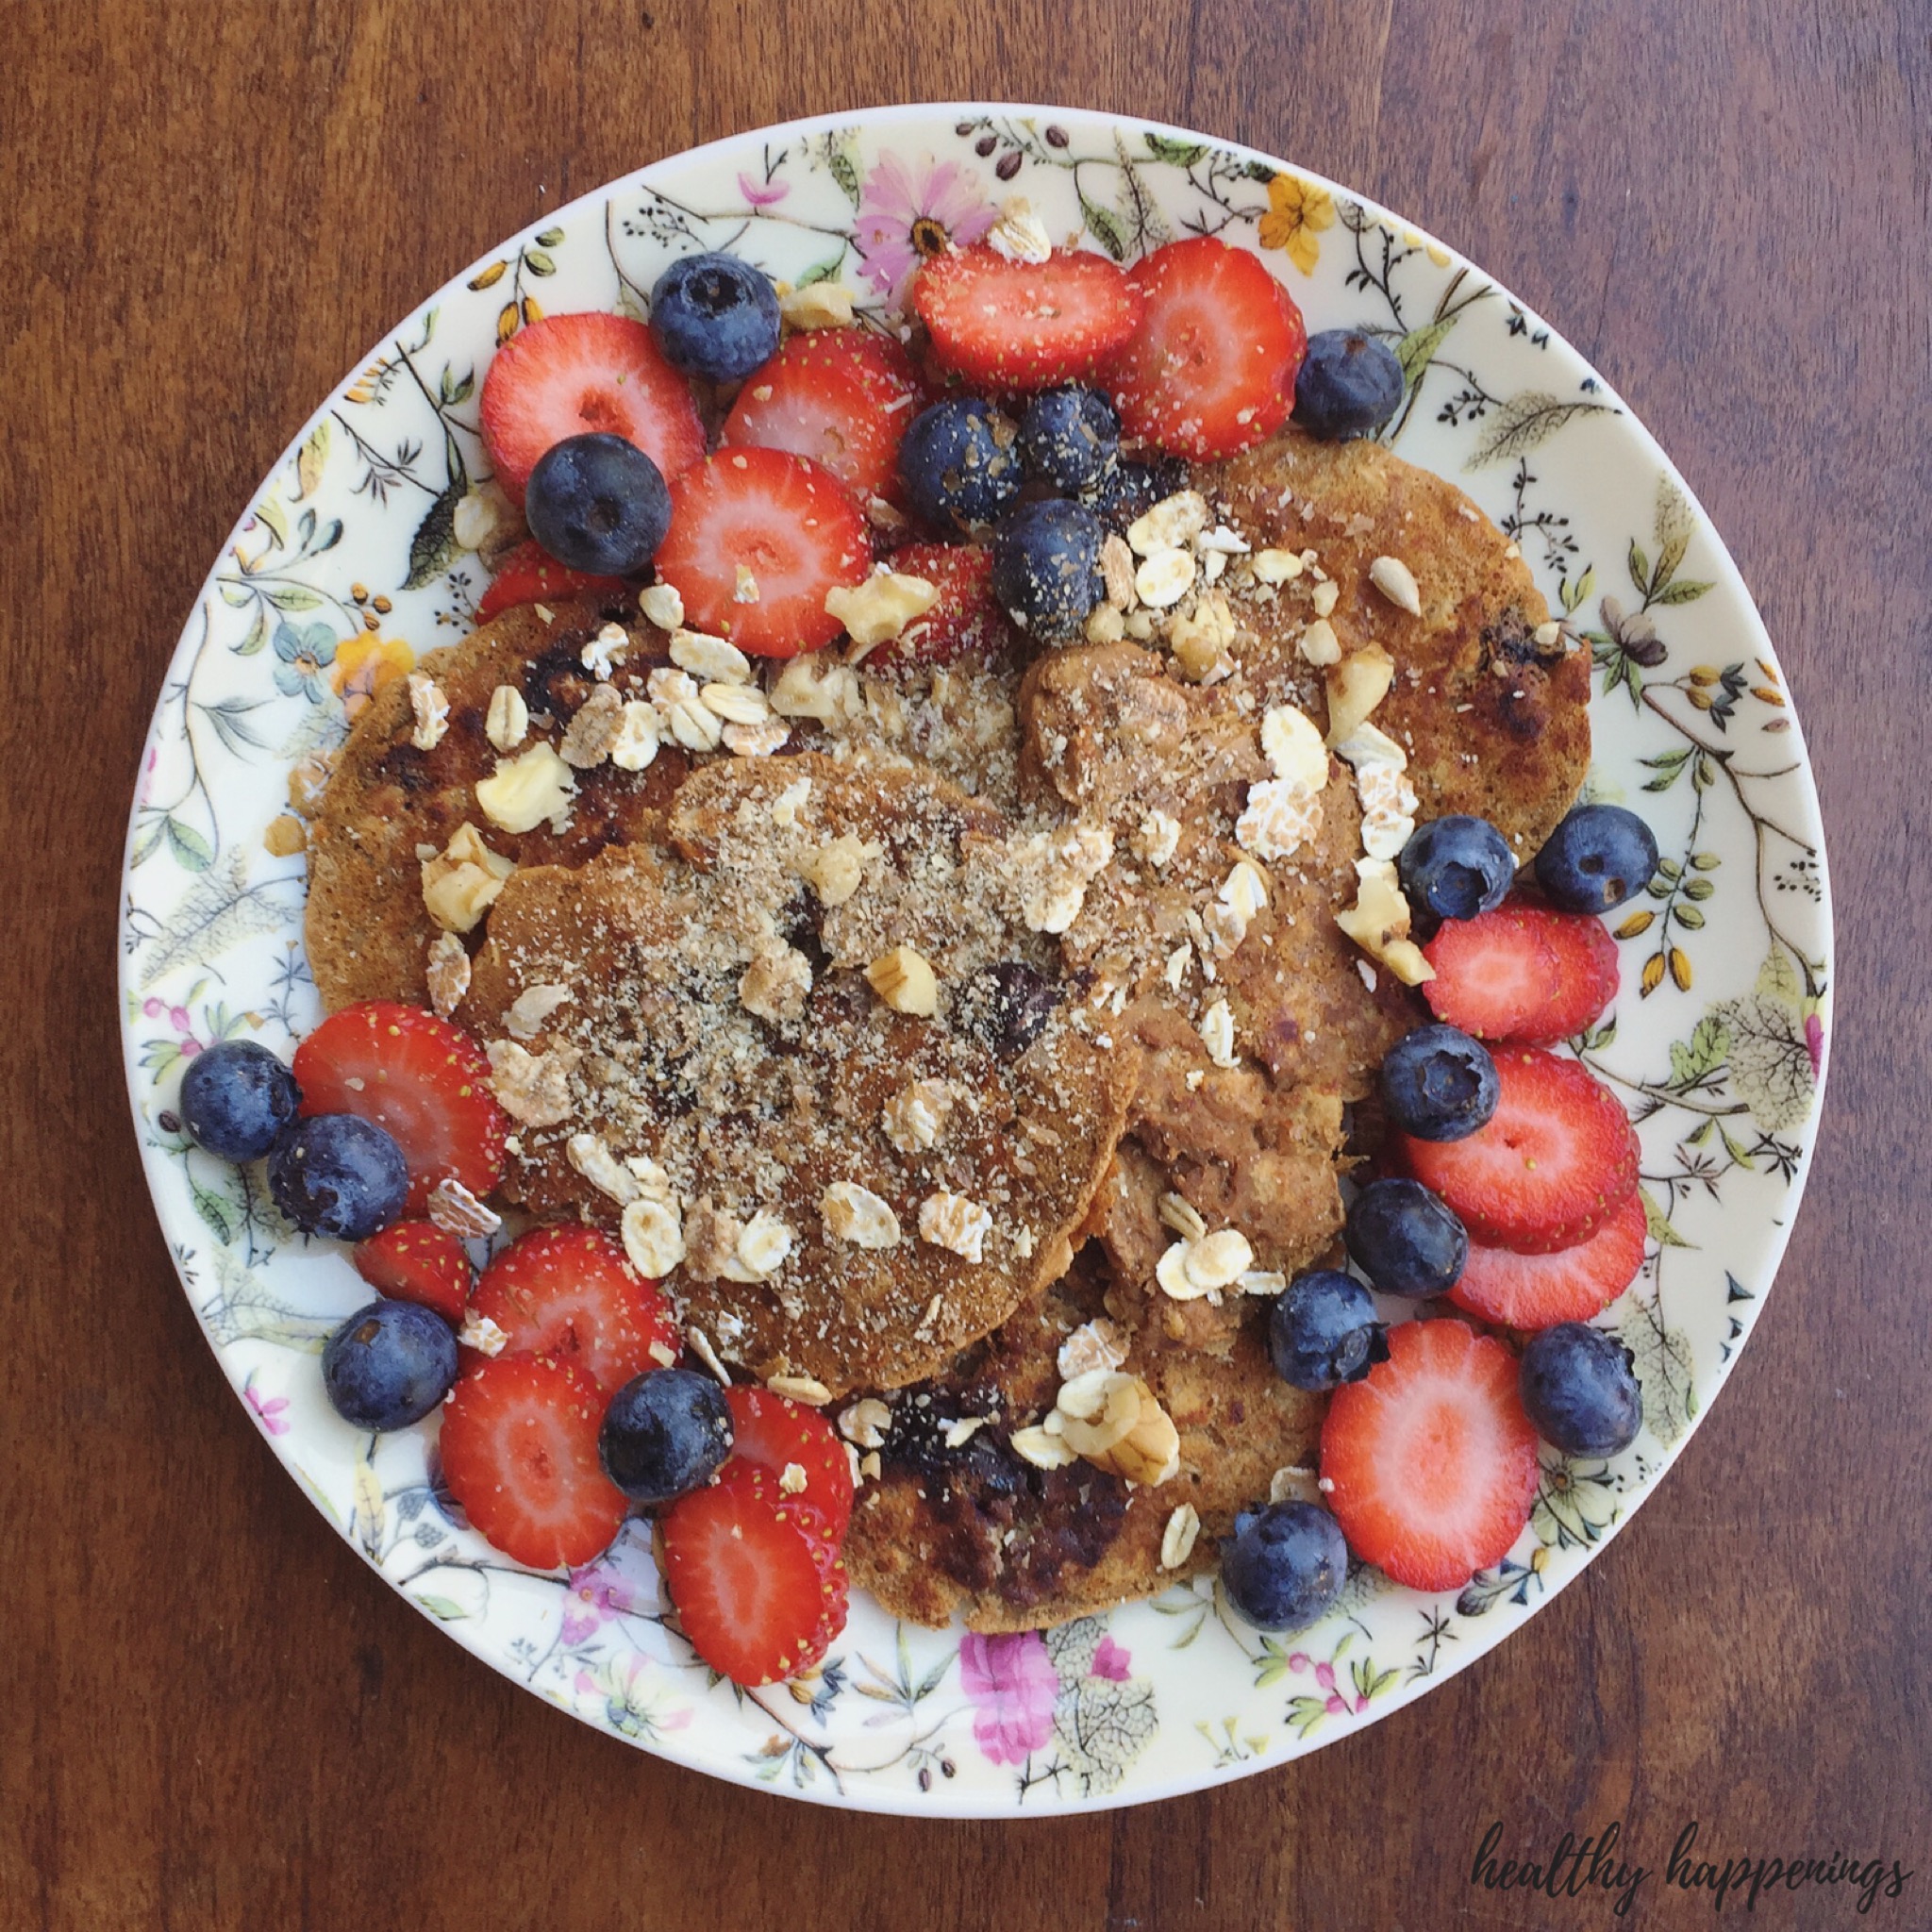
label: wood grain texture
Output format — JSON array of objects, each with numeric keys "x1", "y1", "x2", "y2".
[{"x1": 3, "y1": 0, "x2": 1925, "y2": 1925}]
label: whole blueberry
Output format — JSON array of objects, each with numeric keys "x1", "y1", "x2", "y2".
[
  {"x1": 1269, "y1": 1270, "x2": 1389, "y2": 1391},
  {"x1": 598, "y1": 1368, "x2": 734, "y2": 1503},
  {"x1": 991, "y1": 499, "x2": 1106, "y2": 641},
  {"x1": 1397, "y1": 814, "x2": 1516, "y2": 927},
  {"x1": 268, "y1": 1113, "x2": 409, "y2": 1242},
  {"x1": 1292, "y1": 328, "x2": 1406, "y2": 441},
  {"x1": 1534, "y1": 804, "x2": 1661, "y2": 914},
  {"x1": 323, "y1": 1299, "x2": 459, "y2": 1430},
  {"x1": 648, "y1": 250, "x2": 781, "y2": 382},
  {"x1": 1017, "y1": 386, "x2": 1120, "y2": 494},
  {"x1": 525, "y1": 432, "x2": 671, "y2": 575},
  {"x1": 1345, "y1": 1176, "x2": 1468, "y2": 1299},
  {"x1": 1519, "y1": 1323, "x2": 1643, "y2": 1457},
  {"x1": 1380, "y1": 1024, "x2": 1500, "y2": 1142},
  {"x1": 177, "y1": 1040, "x2": 302, "y2": 1162},
  {"x1": 1082, "y1": 452, "x2": 1190, "y2": 533},
  {"x1": 897, "y1": 397, "x2": 1024, "y2": 533},
  {"x1": 1220, "y1": 1502, "x2": 1349, "y2": 1632}
]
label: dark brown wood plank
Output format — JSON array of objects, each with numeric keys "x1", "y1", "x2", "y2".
[{"x1": 3, "y1": 0, "x2": 1924, "y2": 1926}]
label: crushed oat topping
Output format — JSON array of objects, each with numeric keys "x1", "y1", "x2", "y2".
[
  {"x1": 700, "y1": 680, "x2": 774, "y2": 725},
  {"x1": 408, "y1": 673, "x2": 450, "y2": 751},
  {"x1": 487, "y1": 1040, "x2": 578, "y2": 1128},
  {"x1": 1156, "y1": 1227, "x2": 1256, "y2": 1299},
  {"x1": 648, "y1": 666, "x2": 724, "y2": 752},
  {"x1": 456, "y1": 1311, "x2": 509, "y2": 1357},
  {"x1": 1133, "y1": 809, "x2": 1182, "y2": 868},
  {"x1": 986, "y1": 194, "x2": 1054, "y2": 263},
  {"x1": 566, "y1": 1130, "x2": 641, "y2": 1203},
  {"x1": 722, "y1": 719, "x2": 791, "y2": 758},
  {"x1": 609, "y1": 700, "x2": 661, "y2": 772},
  {"x1": 1134, "y1": 545, "x2": 1197, "y2": 609},
  {"x1": 621, "y1": 1195, "x2": 686, "y2": 1278},
  {"x1": 670, "y1": 627, "x2": 752, "y2": 685},
  {"x1": 558, "y1": 682, "x2": 625, "y2": 767},
  {"x1": 918, "y1": 1191, "x2": 991, "y2": 1262},
  {"x1": 1335, "y1": 721, "x2": 1419, "y2": 860},
  {"x1": 1252, "y1": 546, "x2": 1304, "y2": 584},
  {"x1": 777, "y1": 1460, "x2": 810, "y2": 1495},
  {"x1": 765, "y1": 1374, "x2": 833, "y2": 1407},
  {"x1": 1126, "y1": 491, "x2": 1208, "y2": 557},
  {"x1": 1010, "y1": 1424, "x2": 1077, "y2": 1471},
  {"x1": 1269, "y1": 1465, "x2": 1322, "y2": 1506},
  {"x1": 506, "y1": 982, "x2": 575, "y2": 1040},
  {"x1": 1158, "y1": 1192, "x2": 1209, "y2": 1241},
  {"x1": 838, "y1": 1397, "x2": 892, "y2": 1449},
  {"x1": 425, "y1": 930, "x2": 472, "y2": 1018},
  {"x1": 1057, "y1": 1317, "x2": 1128, "y2": 1379},
  {"x1": 721, "y1": 1211, "x2": 794, "y2": 1283},
  {"x1": 639, "y1": 581, "x2": 685, "y2": 632},
  {"x1": 1198, "y1": 997, "x2": 1238, "y2": 1069},
  {"x1": 1236, "y1": 777, "x2": 1323, "y2": 864},
  {"x1": 739, "y1": 941, "x2": 813, "y2": 1022},
  {"x1": 882, "y1": 1077, "x2": 954, "y2": 1154},
  {"x1": 1012, "y1": 820, "x2": 1114, "y2": 935},
  {"x1": 580, "y1": 621, "x2": 629, "y2": 680},
  {"x1": 427, "y1": 1177, "x2": 501, "y2": 1239},
  {"x1": 733, "y1": 563, "x2": 760, "y2": 605},
  {"x1": 820, "y1": 1180, "x2": 902, "y2": 1250},
  {"x1": 1160, "y1": 1502, "x2": 1202, "y2": 1569},
  {"x1": 485, "y1": 683, "x2": 530, "y2": 753}
]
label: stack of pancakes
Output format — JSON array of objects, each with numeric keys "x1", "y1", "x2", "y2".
[{"x1": 302, "y1": 428, "x2": 1588, "y2": 1630}]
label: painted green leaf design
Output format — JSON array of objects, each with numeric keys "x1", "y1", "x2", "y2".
[
  {"x1": 1639, "y1": 1185, "x2": 1692, "y2": 1249},
  {"x1": 198, "y1": 697, "x2": 271, "y2": 757},
  {"x1": 129, "y1": 815, "x2": 167, "y2": 868},
  {"x1": 1078, "y1": 192, "x2": 1128, "y2": 261},
  {"x1": 1393, "y1": 313, "x2": 1459, "y2": 392},
  {"x1": 1465, "y1": 391, "x2": 1608, "y2": 470},
  {"x1": 1054, "y1": 1673, "x2": 1158, "y2": 1793},
  {"x1": 825, "y1": 143, "x2": 861, "y2": 207},
  {"x1": 1757, "y1": 944, "x2": 1803, "y2": 1006},
  {"x1": 404, "y1": 476, "x2": 466, "y2": 591},
  {"x1": 794, "y1": 252, "x2": 846, "y2": 286},
  {"x1": 414, "y1": 1594, "x2": 469, "y2": 1622},
  {"x1": 190, "y1": 1171, "x2": 236, "y2": 1242},
  {"x1": 165, "y1": 818, "x2": 214, "y2": 872},
  {"x1": 1618, "y1": 1294, "x2": 1696, "y2": 1444},
  {"x1": 139, "y1": 850, "x2": 298, "y2": 987},
  {"x1": 1628, "y1": 540, "x2": 1652, "y2": 596},
  {"x1": 1652, "y1": 577, "x2": 1713, "y2": 605},
  {"x1": 235, "y1": 604, "x2": 271, "y2": 657},
  {"x1": 1668, "y1": 1013, "x2": 1730, "y2": 1086},
  {"x1": 1113, "y1": 130, "x2": 1171, "y2": 252},
  {"x1": 1142, "y1": 132, "x2": 1209, "y2": 166},
  {"x1": 254, "y1": 496, "x2": 290, "y2": 549},
  {"x1": 295, "y1": 420, "x2": 330, "y2": 501},
  {"x1": 523, "y1": 249, "x2": 557, "y2": 277},
  {"x1": 265, "y1": 585, "x2": 325, "y2": 613},
  {"x1": 1711, "y1": 993, "x2": 1814, "y2": 1130},
  {"x1": 534, "y1": 226, "x2": 565, "y2": 248}
]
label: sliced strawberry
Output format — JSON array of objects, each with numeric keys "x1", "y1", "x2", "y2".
[
  {"x1": 470, "y1": 1225, "x2": 677, "y2": 1393},
  {"x1": 1399, "y1": 1048, "x2": 1641, "y2": 1253},
  {"x1": 1509, "y1": 902, "x2": 1621, "y2": 1043},
  {"x1": 475, "y1": 538, "x2": 628, "y2": 624},
  {"x1": 654, "y1": 447, "x2": 871, "y2": 656},
  {"x1": 912, "y1": 245, "x2": 1144, "y2": 391},
  {"x1": 869, "y1": 542, "x2": 1012, "y2": 664},
  {"x1": 1449, "y1": 1190, "x2": 1647, "y2": 1329},
  {"x1": 479, "y1": 310, "x2": 706, "y2": 503},
  {"x1": 721, "y1": 327, "x2": 923, "y2": 504},
  {"x1": 1103, "y1": 237, "x2": 1307, "y2": 459},
  {"x1": 1421, "y1": 907, "x2": 1564, "y2": 1041},
  {"x1": 714, "y1": 1458, "x2": 844, "y2": 1577},
  {"x1": 293, "y1": 1002, "x2": 507, "y2": 1217},
  {"x1": 660, "y1": 1462, "x2": 847, "y2": 1685},
  {"x1": 439, "y1": 1355, "x2": 629, "y2": 1570},
  {"x1": 1320, "y1": 1317, "x2": 1541, "y2": 1591},
  {"x1": 353, "y1": 1219, "x2": 472, "y2": 1326},
  {"x1": 722, "y1": 1386, "x2": 854, "y2": 1539}
]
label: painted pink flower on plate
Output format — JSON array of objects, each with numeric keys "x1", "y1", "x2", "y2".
[
  {"x1": 560, "y1": 1562, "x2": 646, "y2": 1645},
  {"x1": 853, "y1": 152, "x2": 996, "y2": 306},
  {"x1": 1091, "y1": 1635, "x2": 1132, "y2": 1682},
  {"x1": 244, "y1": 1374, "x2": 291, "y2": 1437},
  {"x1": 737, "y1": 171, "x2": 791, "y2": 208},
  {"x1": 959, "y1": 1630, "x2": 1057, "y2": 1765}
]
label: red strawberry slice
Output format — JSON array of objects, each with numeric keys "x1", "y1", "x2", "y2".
[
  {"x1": 475, "y1": 539, "x2": 628, "y2": 624},
  {"x1": 912, "y1": 245, "x2": 1144, "y2": 391},
  {"x1": 1320, "y1": 1317, "x2": 1541, "y2": 1591},
  {"x1": 722, "y1": 1386, "x2": 855, "y2": 1539},
  {"x1": 439, "y1": 1355, "x2": 629, "y2": 1570},
  {"x1": 479, "y1": 310, "x2": 706, "y2": 503},
  {"x1": 654, "y1": 447, "x2": 872, "y2": 656},
  {"x1": 353, "y1": 1219, "x2": 472, "y2": 1326},
  {"x1": 1399, "y1": 1048, "x2": 1641, "y2": 1252},
  {"x1": 1103, "y1": 237, "x2": 1307, "y2": 458},
  {"x1": 293, "y1": 1002, "x2": 507, "y2": 1217},
  {"x1": 715, "y1": 1458, "x2": 844, "y2": 1577},
  {"x1": 1509, "y1": 902, "x2": 1621, "y2": 1042},
  {"x1": 1421, "y1": 907, "x2": 1564, "y2": 1041},
  {"x1": 470, "y1": 1225, "x2": 678, "y2": 1393},
  {"x1": 721, "y1": 327, "x2": 923, "y2": 504},
  {"x1": 869, "y1": 542, "x2": 1012, "y2": 664},
  {"x1": 660, "y1": 1462, "x2": 848, "y2": 1685},
  {"x1": 1449, "y1": 1190, "x2": 1648, "y2": 1329}
]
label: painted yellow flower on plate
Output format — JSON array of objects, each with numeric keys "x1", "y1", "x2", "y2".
[
  {"x1": 332, "y1": 631, "x2": 414, "y2": 720},
  {"x1": 1258, "y1": 175, "x2": 1336, "y2": 274}
]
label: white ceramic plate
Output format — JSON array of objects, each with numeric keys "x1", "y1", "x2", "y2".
[{"x1": 120, "y1": 104, "x2": 1832, "y2": 1814}]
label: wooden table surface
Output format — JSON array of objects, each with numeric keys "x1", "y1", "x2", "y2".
[{"x1": 7, "y1": 2, "x2": 1926, "y2": 1925}]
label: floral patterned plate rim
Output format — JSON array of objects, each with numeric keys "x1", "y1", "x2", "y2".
[{"x1": 120, "y1": 104, "x2": 1831, "y2": 1815}]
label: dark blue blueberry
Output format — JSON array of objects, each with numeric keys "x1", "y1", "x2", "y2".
[
  {"x1": 1017, "y1": 386, "x2": 1120, "y2": 494},
  {"x1": 323, "y1": 1299, "x2": 459, "y2": 1430},
  {"x1": 991, "y1": 499, "x2": 1105, "y2": 641},
  {"x1": 1344, "y1": 1176, "x2": 1467, "y2": 1299},
  {"x1": 525, "y1": 432, "x2": 671, "y2": 575},
  {"x1": 598, "y1": 1368, "x2": 734, "y2": 1503},
  {"x1": 897, "y1": 398, "x2": 1024, "y2": 532},
  {"x1": 1292, "y1": 328, "x2": 1406, "y2": 441},
  {"x1": 1519, "y1": 1322, "x2": 1643, "y2": 1456},
  {"x1": 1397, "y1": 814, "x2": 1516, "y2": 927},
  {"x1": 1534, "y1": 804, "x2": 1660, "y2": 914},
  {"x1": 1220, "y1": 1501, "x2": 1349, "y2": 1632},
  {"x1": 1269, "y1": 1270, "x2": 1389, "y2": 1391},
  {"x1": 1082, "y1": 452, "x2": 1190, "y2": 533},
  {"x1": 647, "y1": 251, "x2": 781, "y2": 382},
  {"x1": 267, "y1": 1114, "x2": 409, "y2": 1242},
  {"x1": 1380, "y1": 1024, "x2": 1500, "y2": 1142},
  {"x1": 177, "y1": 1040, "x2": 302, "y2": 1162}
]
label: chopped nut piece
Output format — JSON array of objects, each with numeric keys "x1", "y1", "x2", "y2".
[
  {"x1": 769, "y1": 653, "x2": 862, "y2": 722},
  {"x1": 580, "y1": 621, "x2": 629, "y2": 680},
  {"x1": 1125, "y1": 490, "x2": 1208, "y2": 557},
  {"x1": 475, "y1": 741, "x2": 575, "y2": 834},
  {"x1": 882, "y1": 1078, "x2": 954, "y2": 1154},
  {"x1": 779, "y1": 279, "x2": 857, "y2": 329},
  {"x1": 1134, "y1": 546, "x2": 1198, "y2": 608},
  {"x1": 733, "y1": 563, "x2": 760, "y2": 604},
  {"x1": 1337, "y1": 855, "x2": 1436, "y2": 986},
  {"x1": 1058, "y1": 1317, "x2": 1129, "y2": 1379},
  {"x1": 722, "y1": 719, "x2": 791, "y2": 757},
  {"x1": 1270, "y1": 1465, "x2": 1322, "y2": 1506},
  {"x1": 1260, "y1": 705, "x2": 1329, "y2": 789},
  {"x1": 566, "y1": 1131, "x2": 641, "y2": 1203},
  {"x1": 621, "y1": 1196, "x2": 686, "y2": 1278},
  {"x1": 421, "y1": 823, "x2": 517, "y2": 934},
  {"x1": 452, "y1": 486, "x2": 512, "y2": 553},
  {"x1": 485, "y1": 683, "x2": 530, "y2": 752},
  {"x1": 777, "y1": 1460, "x2": 809, "y2": 1494},
  {"x1": 670, "y1": 628, "x2": 752, "y2": 685},
  {"x1": 1166, "y1": 588, "x2": 1238, "y2": 681},
  {"x1": 1309, "y1": 577, "x2": 1340, "y2": 618},
  {"x1": 1013, "y1": 820, "x2": 1114, "y2": 934},
  {"x1": 1099, "y1": 532, "x2": 1138, "y2": 608},
  {"x1": 558, "y1": 682, "x2": 624, "y2": 767},
  {"x1": 1083, "y1": 603, "x2": 1126, "y2": 645},
  {"x1": 486, "y1": 1039, "x2": 578, "y2": 1127},
  {"x1": 1298, "y1": 617, "x2": 1341, "y2": 667},
  {"x1": 505, "y1": 982, "x2": 575, "y2": 1040},
  {"x1": 1195, "y1": 523, "x2": 1250, "y2": 557},
  {"x1": 986, "y1": 194, "x2": 1054, "y2": 263},
  {"x1": 1533, "y1": 619, "x2": 1563, "y2": 648},
  {"x1": 805, "y1": 834, "x2": 874, "y2": 906},
  {"x1": 942, "y1": 1416, "x2": 991, "y2": 1449},
  {"x1": 821, "y1": 1180, "x2": 902, "y2": 1249},
  {"x1": 425, "y1": 930, "x2": 472, "y2": 1018},
  {"x1": 866, "y1": 944, "x2": 939, "y2": 1017},
  {"x1": 1198, "y1": 998, "x2": 1238, "y2": 1069},
  {"x1": 639, "y1": 581, "x2": 685, "y2": 632},
  {"x1": 1253, "y1": 547, "x2": 1304, "y2": 584},
  {"x1": 1239, "y1": 1269, "x2": 1288, "y2": 1296},
  {"x1": 1055, "y1": 1371, "x2": 1142, "y2": 1453},
  {"x1": 1133, "y1": 809, "x2": 1182, "y2": 868},
  {"x1": 1324, "y1": 642, "x2": 1397, "y2": 747},
  {"x1": 1160, "y1": 1502, "x2": 1202, "y2": 1569},
  {"x1": 263, "y1": 813, "x2": 306, "y2": 858},
  {"x1": 428, "y1": 1177, "x2": 501, "y2": 1238},
  {"x1": 457, "y1": 1311, "x2": 509, "y2": 1357},
  {"x1": 739, "y1": 942, "x2": 812, "y2": 1023},
  {"x1": 1010, "y1": 1424, "x2": 1078, "y2": 1471},
  {"x1": 765, "y1": 1374, "x2": 833, "y2": 1407},
  {"x1": 1369, "y1": 553, "x2": 1423, "y2": 616},
  {"x1": 408, "y1": 673, "x2": 450, "y2": 751},
  {"x1": 839, "y1": 1398, "x2": 892, "y2": 1449},
  {"x1": 824, "y1": 569, "x2": 938, "y2": 651},
  {"x1": 918, "y1": 1191, "x2": 991, "y2": 1262},
  {"x1": 1336, "y1": 721, "x2": 1419, "y2": 860}
]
